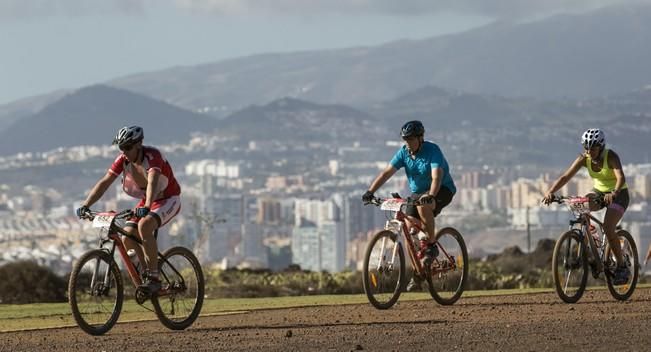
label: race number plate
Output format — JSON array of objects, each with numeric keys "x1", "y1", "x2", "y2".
[
  {"x1": 380, "y1": 199, "x2": 404, "y2": 211},
  {"x1": 92, "y1": 213, "x2": 116, "y2": 228}
]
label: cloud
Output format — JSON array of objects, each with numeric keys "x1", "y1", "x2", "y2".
[
  {"x1": 0, "y1": 0, "x2": 147, "y2": 21},
  {"x1": 173, "y1": 0, "x2": 651, "y2": 18},
  {"x1": 3, "y1": 0, "x2": 650, "y2": 21}
]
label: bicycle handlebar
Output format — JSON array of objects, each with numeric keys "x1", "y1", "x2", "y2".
[
  {"x1": 363, "y1": 195, "x2": 426, "y2": 207},
  {"x1": 79, "y1": 208, "x2": 135, "y2": 221},
  {"x1": 543, "y1": 194, "x2": 607, "y2": 207}
]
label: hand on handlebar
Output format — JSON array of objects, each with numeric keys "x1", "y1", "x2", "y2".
[
  {"x1": 418, "y1": 194, "x2": 434, "y2": 205},
  {"x1": 76, "y1": 205, "x2": 90, "y2": 219},
  {"x1": 603, "y1": 191, "x2": 618, "y2": 205},
  {"x1": 541, "y1": 193, "x2": 555, "y2": 205},
  {"x1": 362, "y1": 190, "x2": 375, "y2": 204},
  {"x1": 135, "y1": 207, "x2": 150, "y2": 218}
]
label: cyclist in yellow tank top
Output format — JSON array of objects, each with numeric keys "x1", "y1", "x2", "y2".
[{"x1": 542, "y1": 128, "x2": 630, "y2": 285}]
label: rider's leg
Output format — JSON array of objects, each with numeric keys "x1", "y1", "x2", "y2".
[
  {"x1": 417, "y1": 200, "x2": 436, "y2": 244},
  {"x1": 123, "y1": 225, "x2": 145, "y2": 267},
  {"x1": 138, "y1": 215, "x2": 160, "y2": 277},
  {"x1": 603, "y1": 207, "x2": 625, "y2": 265}
]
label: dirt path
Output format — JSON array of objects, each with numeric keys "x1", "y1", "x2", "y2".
[{"x1": 3, "y1": 288, "x2": 651, "y2": 351}]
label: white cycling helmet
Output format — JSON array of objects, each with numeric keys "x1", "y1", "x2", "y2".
[
  {"x1": 113, "y1": 126, "x2": 144, "y2": 147},
  {"x1": 581, "y1": 128, "x2": 605, "y2": 149}
]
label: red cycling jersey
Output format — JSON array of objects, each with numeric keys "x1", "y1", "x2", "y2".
[{"x1": 108, "y1": 146, "x2": 181, "y2": 200}]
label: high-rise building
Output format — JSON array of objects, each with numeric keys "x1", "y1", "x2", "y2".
[
  {"x1": 290, "y1": 221, "x2": 346, "y2": 272},
  {"x1": 291, "y1": 226, "x2": 320, "y2": 271},
  {"x1": 257, "y1": 197, "x2": 282, "y2": 225},
  {"x1": 240, "y1": 222, "x2": 268, "y2": 268}
]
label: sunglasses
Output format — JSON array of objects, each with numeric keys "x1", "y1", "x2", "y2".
[{"x1": 119, "y1": 143, "x2": 136, "y2": 152}]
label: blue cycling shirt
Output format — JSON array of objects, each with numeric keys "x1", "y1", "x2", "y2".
[{"x1": 390, "y1": 141, "x2": 456, "y2": 195}]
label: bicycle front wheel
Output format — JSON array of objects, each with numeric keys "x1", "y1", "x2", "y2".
[
  {"x1": 552, "y1": 230, "x2": 588, "y2": 303},
  {"x1": 605, "y1": 229, "x2": 639, "y2": 301},
  {"x1": 362, "y1": 230, "x2": 405, "y2": 309},
  {"x1": 425, "y1": 227, "x2": 468, "y2": 305},
  {"x1": 68, "y1": 249, "x2": 124, "y2": 336},
  {"x1": 151, "y1": 246, "x2": 205, "y2": 330}
]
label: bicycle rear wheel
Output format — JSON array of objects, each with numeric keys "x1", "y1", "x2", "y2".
[
  {"x1": 68, "y1": 249, "x2": 123, "y2": 335},
  {"x1": 362, "y1": 230, "x2": 405, "y2": 309},
  {"x1": 425, "y1": 227, "x2": 468, "y2": 305},
  {"x1": 552, "y1": 230, "x2": 588, "y2": 303},
  {"x1": 151, "y1": 246, "x2": 205, "y2": 330},
  {"x1": 605, "y1": 229, "x2": 639, "y2": 301}
]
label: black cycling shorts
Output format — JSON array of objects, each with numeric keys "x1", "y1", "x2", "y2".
[
  {"x1": 405, "y1": 186, "x2": 455, "y2": 219},
  {"x1": 592, "y1": 188, "x2": 629, "y2": 214}
]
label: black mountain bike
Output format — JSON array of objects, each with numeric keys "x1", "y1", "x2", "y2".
[{"x1": 549, "y1": 195, "x2": 638, "y2": 303}]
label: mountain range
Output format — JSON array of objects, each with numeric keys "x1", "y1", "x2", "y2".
[
  {"x1": 1, "y1": 3, "x2": 651, "y2": 165},
  {"x1": 0, "y1": 82, "x2": 649, "y2": 169},
  {"x1": 103, "y1": 3, "x2": 651, "y2": 114},
  {"x1": 0, "y1": 85, "x2": 217, "y2": 155}
]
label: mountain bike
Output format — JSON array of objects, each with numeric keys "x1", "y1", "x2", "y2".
[
  {"x1": 362, "y1": 194, "x2": 468, "y2": 309},
  {"x1": 548, "y1": 195, "x2": 638, "y2": 303},
  {"x1": 69, "y1": 208, "x2": 205, "y2": 335}
]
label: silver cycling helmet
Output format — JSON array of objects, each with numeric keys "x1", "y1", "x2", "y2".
[
  {"x1": 581, "y1": 128, "x2": 605, "y2": 149},
  {"x1": 113, "y1": 126, "x2": 144, "y2": 147}
]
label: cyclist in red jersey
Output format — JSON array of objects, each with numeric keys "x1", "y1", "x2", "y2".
[{"x1": 76, "y1": 126, "x2": 181, "y2": 293}]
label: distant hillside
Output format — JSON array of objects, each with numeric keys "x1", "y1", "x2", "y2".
[
  {"x1": 367, "y1": 85, "x2": 651, "y2": 167},
  {"x1": 108, "y1": 3, "x2": 651, "y2": 112},
  {"x1": 0, "y1": 85, "x2": 217, "y2": 155},
  {"x1": 217, "y1": 97, "x2": 384, "y2": 141},
  {"x1": 0, "y1": 90, "x2": 69, "y2": 131}
]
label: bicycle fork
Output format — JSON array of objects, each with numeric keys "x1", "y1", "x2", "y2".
[
  {"x1": 376, "y1": 235, "x2": 400, "y2": 272},
  {"x1": 89, "y1": 257, "x2": 112, "y2": 296}
]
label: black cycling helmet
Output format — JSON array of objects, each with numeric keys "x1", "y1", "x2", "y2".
[
  {"x1": 112, "y1": 126, "x2": 144, "y2": 147},
  {"x1": 400, "y1": 120, "x2": 425, "y2": 138}
]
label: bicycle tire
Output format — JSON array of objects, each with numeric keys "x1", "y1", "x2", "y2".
[
  {"x1": 151, "y1": 246, "x2": 205, "y2": 330},
  {"x1": 552, "y1": 230, "x2": 588, "y2": 303},
  {"x1": 69, "y1": 249, "x2": 124, "y2": 336},
  {"x1": 605, "y1": 229, "x2": 639, "y2": 301},
  {"x1": 425, "y1": 227, "x2": 468, "y2": 305},
  {"x1": 362, "y1": 230, "x2": 405, "y2": 310}
]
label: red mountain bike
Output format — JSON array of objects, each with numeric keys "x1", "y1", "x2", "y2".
[
  {"x1": 362, "y1": 195, "x2": 468, "y2": 309},
  {"x1": 69, "y1": 209, "x2": 205, "y2": 335}
]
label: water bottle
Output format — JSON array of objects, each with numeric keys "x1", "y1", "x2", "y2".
[{"x1": 127, "y1": 249, "x2": 141, "y2": 272}]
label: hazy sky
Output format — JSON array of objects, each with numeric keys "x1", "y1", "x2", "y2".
[{"x1": 0, "y1": 0, "x2": 642, "y2": 105}]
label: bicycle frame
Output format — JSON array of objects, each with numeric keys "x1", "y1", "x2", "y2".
[
  {"x1": 558, "y1": 196, "x2": 617, "y2": 275},
  {"x1": 89, "y1": 211, "x2": 186, "y2": 297},
  {"x1": 381, "y1": 199, "x2": 457, "y2": 277}
]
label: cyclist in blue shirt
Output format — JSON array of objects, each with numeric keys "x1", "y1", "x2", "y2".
[{"x1": 363, "y1": 120, "x2": 456, "y2": 291}]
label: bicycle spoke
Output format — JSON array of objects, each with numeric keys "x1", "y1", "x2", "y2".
[
  {"x1": 151, "y1": 247, "x2": 204, "y2": 330},
  {"x1": 69, "y1": 250, "x2": 123, "y2": 335},
  {"x1": 363, "y1": 230, "x2": 404, "y2": 309},
  {"x1": 426, "y1": 228, "x2": 467, "y2": 305}
]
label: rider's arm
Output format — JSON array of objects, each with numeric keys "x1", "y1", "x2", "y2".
[
  {"x1": 428, "y1": 167, "x2": 443, "y2": 196},
  {"x1": 144, "y1": 169, "x2": 161, "y2": 209},
  {"x1": 608, "y1": 150, "x2": 626, "y2": 195},
  {"x1": 368, "y1": 165, "x2": 397, "y2": 193},
  {"x1": 82, "y1": 172, "x2": 117, "y2": 207},
  {"x1": 545, "y1": 154, "x2": 585, "y2": 196}
]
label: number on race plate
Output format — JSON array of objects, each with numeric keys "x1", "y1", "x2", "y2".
[
  {"x1": 92, "y1": 213, "x2": 116, "y2": 229},
  {"x1": 380, "y1": 199, "x2": 404, "y2": 212}
]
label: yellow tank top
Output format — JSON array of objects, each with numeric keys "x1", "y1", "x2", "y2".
[{"x1": 585, "y1": 148, "x2": 627, "y2": 192}]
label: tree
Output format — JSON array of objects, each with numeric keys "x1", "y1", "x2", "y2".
[{"x1": 0, "y1": 261, "x2": 67, "y2": 304}]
